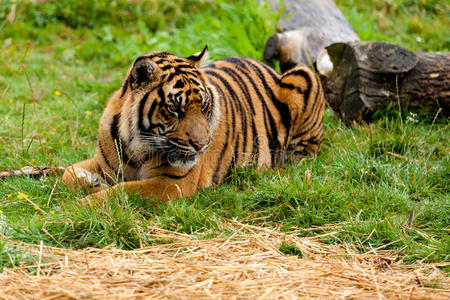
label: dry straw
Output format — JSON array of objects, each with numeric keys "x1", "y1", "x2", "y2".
[{"x1": 0, "y1": 221, "x2": 448, "y2": 299}]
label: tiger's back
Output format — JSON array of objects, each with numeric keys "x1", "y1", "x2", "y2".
[
  {"x1": 199, "y1": 56, "x2": 324, "y2": 186},
  {"x1": 63, "y1": 47, "x2": 324, "y2": 201}
]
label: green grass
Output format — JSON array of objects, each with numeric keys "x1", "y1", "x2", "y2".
[{"x1": 0, "y1": 0, "x2": 448, "y2": 271}]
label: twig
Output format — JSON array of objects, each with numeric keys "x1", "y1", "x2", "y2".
[
  {"x1": 21, "y1": 103, "x2": 26, "y2": 155},
  {"x1": 431, "y1": 107, "x2": 442, "y2": 128},
  {"x1": 395, "y1": 74, "x2": 403, "y2": 128},
  {"x1": 47, "y1": 179, "x2": 59, "y2": 206},
  {"x1": 386, "y1": 151, "x2": 409, "y2": 161},
  {"x1": 407, "y1": 209, "x2": 415, "y2": 228},
  {"x1": 37, "y1": 240, "x2": 43, "y2": 277},
  {"x1": 22, "y1": 66, "x2": 37, "y2": 103},
  {"x1": 7, "y1": 253, "x2": 15, "y2": 268},
  {"x1": 42, "y1": 227, "x2": 64, "y2": 248},
  {"x1": 0, "y1": 166, "x2": 66, "y2": 179},
  {"x1": 17, "y1": 191, "x2": 47, "y2": 215}
]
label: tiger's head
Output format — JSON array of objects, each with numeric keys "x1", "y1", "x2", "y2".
[{"x1": 121, "y1": 46, "x2": 220, "y2": 169}]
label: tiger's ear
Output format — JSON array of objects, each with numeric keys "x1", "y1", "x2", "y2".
[
  {"x1": 186, "y1": 45, "x2": 208, "y2": 68},
  {"x1": 130, "y1": 58, "x2": 157, "y2": 89}
]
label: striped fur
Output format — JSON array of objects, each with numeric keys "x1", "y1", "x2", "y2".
[{"x1": 63, "y1": 46, "x2": 325, "y2": 202}]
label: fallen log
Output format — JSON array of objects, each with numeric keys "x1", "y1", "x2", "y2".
[
  {"x1": 263, "y1": 0, "x2": 359, "y2": 72},
  {"x1": 322, "y1": 41, "x2": 450, "y2": 125}
]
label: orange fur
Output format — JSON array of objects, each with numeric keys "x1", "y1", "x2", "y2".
[{"x1": 63, "y1": 47, "x2": 325, "y2": 203}]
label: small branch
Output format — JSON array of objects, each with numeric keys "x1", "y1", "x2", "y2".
[
  {"x1": 407, "y1": 209, "x2": 415, "y2": 228},
  {"x1": 47, "y1": 179, "x2": 59, "y2": 206},
  {"x1": 37, "y1": 240, "x2": 43, "y2": 277},
  {"x1": 0, "y1": 166, "x2": 66, "y2": 179},
  {"x1": 17, "y1": 191, "x2": 47, "y2": 215},
  {"x1": 386, "y1": 151, "x2": 409, "y2": 161}
]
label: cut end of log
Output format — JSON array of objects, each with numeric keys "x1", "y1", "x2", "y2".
[
  {"x1": 366, "y1": 42, "x2": 418, "y2": 73},
  {"x1": 317, "y1": 49, "x2": 333, "y2": 76},
  {"x1": 323, "y1": 41, "x2": 449, "y2": 125}
]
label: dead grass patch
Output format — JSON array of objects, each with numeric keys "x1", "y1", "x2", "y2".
[{"x1": 1, "y1": 222, "x2": 448, "y2": 299}]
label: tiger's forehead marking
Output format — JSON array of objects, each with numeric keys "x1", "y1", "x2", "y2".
[
  {"x1": 166, "y1": 76, "x2": 204, "y2": 108},
  {"x1": 138, "y1": 52, "x2": 206, "y2": 108},
  {"x1": 149, "y1": 54, "x2": 202, "y2": 78}
]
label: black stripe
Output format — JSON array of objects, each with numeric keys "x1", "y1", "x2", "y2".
[
  {"x1": 138, "y1": 92, "x2": 150, "y2": 132},
  {"x1": 255, "y1": 58, "x2": 281, "y2": 79},
  {"x1": 111, "y1": 114, "x2": 120, "y2": 141},
  {"x1": 291, "y1": 118, "x2": 320, "y2": 141},
  {"x1": 231, "y1": 137, "x2": 239, "y2": 169},
  {"x1": 218, "y1": 66, "x2": 256, "y2": 114},
  {"x1": 223, "y1": 60, "x2": 280, "y2": 166},
  {"x1": 145, "y1": 52, "x2": 171, "y2": 60},
  {"x1": 251, "y1": 118, "x2": 259, "y2": 165},
  {"x1": 293, "y1": 150, "x2": 308, "y2": 156},
  {"x1": 291, "y1": 78, "x2": 323, "y2": 141},
  {"x1": 189, "y1": 78, "x2": 201, "y2": 86},
  {"x1": 240, "y1": 103, "x2": 248, "y2": 158},
  {"x1": 263, "y1": 107, "x2": 280, "y2": 166},
  {"x1": 214, "y1": 70, "x2": 246, "y2": 166},
  {"x1": 205, "y1": 70, "x2": 241, "y2": 173},
  {"x1": 161, "y1": 64, "x2": 173, "y2": 71},
  {"x1": 147, "y1": 100, "x2": 159, "y2": 128},
  {"x1": 206, "y1": 86, "x2": 218, "y2": 122},
  {"x1": 204, "y1": 71, "x2": 238, "y2": 134},
  {"x1": 291, "y1": 139, "x2": 320, "y2": 146},
  {"x1": 139, "y1": 87, "x2": 166, "y2": 133},
  {"x1": 150, "y1": 162, "x2": 170, "y2": 170},
  {"x1": 159, "y1": 106, "x2": 171, "y2": 120},
  {"x1": 227, "y1": 84, "x2": 238, "y2": 168},
  {"x1": 245, "y1": 59, "x2": 291, "y2": 134},
  {"x1": 173, "y1": 79, "x2": 185, "y2": 89},
  {"x1": 166, "y1": 72, "x2": 176, "y2": 82},
  {"x1": 209, "y1": 86, "x2": 230, "y2": 184},
  {"x1": 111, "y1": 114, "x2": 139, "y2": 169},
  {"x1": 180, "y1": 70, "x2": 201, "y2": 77},
  {"x1": 229, "y1": 80, "x2": 248, "y2": 160},
  {"x1": 177, "y1": 63, "x2": 196, "y2": 70},
  {"x1": 284, "y1": 68, "x2": 312, "y2": 112},
  {"x1": 98, "y1": 139, "x2": 117, "y2": 180},
  {"x1": 279, "y1": 82, "x2": 301, "y2": 91},
  {"x1": 159, "y1": 167, "x2": 194, "y2": 179},
  {"x1": 229, "y1": 62, "x2": 275, "y2": 164},
  {"x1": 174, "y1": 91, "x2": 183, "y2": 98},
  {"x1": 213, "y1": 67, "x2": 256, "y2": 159}
]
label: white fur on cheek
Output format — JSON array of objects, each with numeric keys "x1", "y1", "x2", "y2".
[
  {"x1": 168, "y1": 155, "x2": 199, "y2": 169},
  {"x1": 207, "y1": 85, "x2": 221, "y2": 136}
]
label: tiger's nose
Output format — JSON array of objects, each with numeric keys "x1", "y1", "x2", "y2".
[{"x1": 189, "y1": 139, "x2": 208, "y2": 151}]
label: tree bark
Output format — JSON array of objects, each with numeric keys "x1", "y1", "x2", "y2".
[
  {"x1": 323, "y1": 41, "x2": 450, "y2": 125},
  {"x1": 262, "y1": 0, "x2": 359, "y2": 72}
]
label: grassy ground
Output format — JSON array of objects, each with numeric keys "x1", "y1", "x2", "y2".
[{"x1": 0, "y1": 0, "x2": 448, "y2": 271}]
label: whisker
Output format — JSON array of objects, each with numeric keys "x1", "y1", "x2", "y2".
[{"x1": 167, "y1": 140, "x2": 192, "y2": 151}]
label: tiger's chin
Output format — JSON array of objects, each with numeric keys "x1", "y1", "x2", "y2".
[{"x1": 167, "y1": 152, "x2": 199, "y2": 169}]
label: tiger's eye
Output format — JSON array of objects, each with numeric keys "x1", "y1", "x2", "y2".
[{"x1": 166, "y1": 103, "x2": 178, "y2": 115}]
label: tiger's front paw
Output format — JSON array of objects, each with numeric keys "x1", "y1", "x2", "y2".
[
  {"x1": 79, "y1": 190, "x2": 110, "y2": 207},
  {"x1": 63, "y1": 166, "x2": 108, "y2": 193}
]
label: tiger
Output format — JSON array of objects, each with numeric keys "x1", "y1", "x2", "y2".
[{"x1": 63, "y1": 46, "x2": 325, "y2": 203}]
